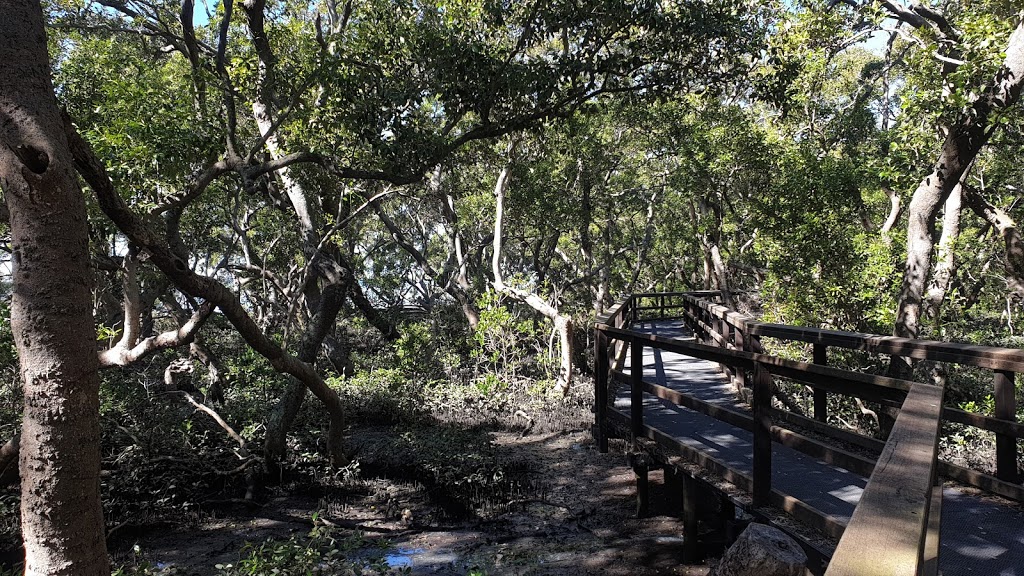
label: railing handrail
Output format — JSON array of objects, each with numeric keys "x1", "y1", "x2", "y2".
[
  {"x1": 593, "y1": 290, "x2": 1014, "y2": 575},
  {"x1": 748, "y1": 322, "x2": 1024, "y2": 372},
  {"x1": 825, "y1": 381, "x2": 944, "y2": 576}
]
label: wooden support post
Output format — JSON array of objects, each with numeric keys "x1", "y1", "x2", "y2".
[
  {"x1": 994, "y1": 370, "x2": 1019, "y2": 483},
  {"x1": 921, "y1": 469, "x2": 942, "y2": 576},
  {"x1": 734, "y1": 327, "x2": 747, "y2": 391},
  {"x1": 752, "y1": 353, "x2": 773, "y2": 508},
  {"x1": 631, "y1": 339, "x2": 644, "y2": 442},
  {"x1": 813, "y1": 343, "x2": 828, "y2": 423},
  {"x1": 665, "y1": 466, "x2": 684, "y2": 517},
  {"x1": 682, "y1": 471, "x2": 700, "y2": 562},
  {"x1": 719, "y1": 495, "x2": 736, "y2": 530},
  {"x1": 636, "y1": 464, "x2": 650, "y2": 518},
  {"x1": 595, "y1": 329, "x2": 609, "y2": 453}
]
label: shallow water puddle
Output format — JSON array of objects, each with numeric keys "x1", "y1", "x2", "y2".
[{"x1": 384, "y1": 546, "x2": 460, "y2": 570}]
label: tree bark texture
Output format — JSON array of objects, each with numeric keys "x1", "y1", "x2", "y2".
[
  {"x1": 923, "y1": 184, "x2": 962, "y2": 324},
  {"x1": 264, "y1": 282, "x2": 346, "y2": 465},
  {"x1": 894, "y1": 19, "x2": 1024, "y2": 341},
  {"x1": 0, "y1": 0, "x2": 109, "y2": 573},
  {"x1": 0, "y1": 433, "x2": 20, "y2": 486}
]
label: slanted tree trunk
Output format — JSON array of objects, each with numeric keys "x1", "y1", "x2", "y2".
[
  {"x1": 264, "y1": 283, "x2": 346, "y2": 465},
  {"x1": 963, "y1": 184, "x2": 1024, "y2": 297},
  {"x1": 240, "y1": 0, "x2": 393, "y2": 465},
  {"x1": 490, "y1": 162, "x2": 575, "y2": 395},
  {"x1": 0, "y1": 1, "x2": 108, "y2": 572},
  {"x1": 893, "y1": 20, "x2": 1024, "y2": 345},
  {"x1": 65, "y1": 120, "x2": 350, "y2": 468}
]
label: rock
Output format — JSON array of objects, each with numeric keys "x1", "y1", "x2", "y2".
[{"x1": 709, "y1": 523, "x2": 807, "y2": 576}]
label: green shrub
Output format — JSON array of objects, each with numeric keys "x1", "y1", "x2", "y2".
[
  {"x1": 215, "y1": 525, "x2": 409, "y2": 576},
  {"x1": 329, "y1": 369, "x2": 425, "y2": 425}
]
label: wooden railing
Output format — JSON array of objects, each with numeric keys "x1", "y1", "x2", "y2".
[
  {"x1": 664, "y1": 291, "x2": 1024, "y2": 497},
  {"x1": 594, "y1": 291, "x2": 1024, "y2": 575}
]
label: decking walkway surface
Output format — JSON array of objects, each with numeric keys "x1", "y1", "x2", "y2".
[{"x1": 614, "y1": 320, "x2": 1024, "y2": 576}]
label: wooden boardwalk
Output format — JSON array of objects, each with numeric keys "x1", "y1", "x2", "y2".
[{"x1": 595, "y1": 293, "x2": 1024, "y2": 576}]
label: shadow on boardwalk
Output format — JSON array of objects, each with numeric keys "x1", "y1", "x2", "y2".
[{"x1": 615, "y1": 320, "x2": 1024, "y2": 576}]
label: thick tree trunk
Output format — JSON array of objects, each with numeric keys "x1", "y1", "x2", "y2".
[
  {"x1": 923, "y1": 185, "x2": 962, "y2": 324},
  {"x1": 0, "y1": 1, "x2": 109, "y2": 573},
  {"x1": 894, "y1": 20, "x2": 1024, "y2": 342}
]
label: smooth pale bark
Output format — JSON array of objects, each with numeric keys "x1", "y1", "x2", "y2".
[
  {"x1": 691, "y1": 199, "x2": 735, "y2": 308},
  {"x1": 99, "y1": 251, "x2": 215, "y2": 367},
  {"x1": 241, "y1": 0, "x2": 383, "y2": 465},
  {"x1": 363, "y1": 187, "x2": 479, "y2": 328},
  {"x1": 923, "y1": 185, "x2": 962, "y2": 324},
  {"x1": 894, "y1": 19, "x2": 1024, "y2": 341},
  {"x1": 447, "y1": 192, "x2": 481, "y2": 328},
  {"x1": 0, "y1": 0, "x2": 108, "y2": 573},
  {"x1": 880, "y1": 187, "x2": 902, "y2": 239},
  {"x1": 627, "y1": 190, "x2": 659, "y2": 294},
  {"x1": 490, "y1": 163, "x2": 574, "y2": 395}
]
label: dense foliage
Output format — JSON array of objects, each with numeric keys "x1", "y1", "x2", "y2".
[{"x1": 2, "y1": 0, "x2": 1024, "y2": 573}]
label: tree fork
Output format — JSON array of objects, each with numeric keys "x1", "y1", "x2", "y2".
[{"x1": 893, "y1": 19, "x2": 1024, "y2": 344}]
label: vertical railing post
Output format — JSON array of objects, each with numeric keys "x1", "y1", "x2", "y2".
[
  {"x1": 681, "y1": 472, "x2": 699, "y2": 562},
  {"x1": 734, "y1": 324, "x2": 747, "y2": 391},
  {"x1": 994, "y1": 369, "x2": 1019, "y2": 483},
  {"x1": 813, "y1": 343, "x2": 828, "y2": 423},
  {"x1": 631, "y1": 337, "x2": 644, "y2": 442},
  {"x1": 752, "y1": 337, "x2": 772, "y2": 507},
  {"x1": 595, "y1": 327, "x2": 610, "y2": 453}
]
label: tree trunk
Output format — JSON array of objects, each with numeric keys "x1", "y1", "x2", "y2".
[
  {"x1": 66, "y1": 121, "x2": 350, "y2": 468},
  {"x1": 264, "y1": 282, "x2": 346, "y2": 466},
  {"x1": 963, "y1": 184, "x2": 1024, "y2": 297},
  {"x1": 893, "y1": 19, "x2": 1024, "y2": 343},
  {"x1": 0, "y1": 1, "x2": 109, "y2": 572},
  {"x1": 0, "y1": 434, "x2": 20, "y2": 487},
  {"x1": 923, "y1": 185, "x2": 962, "y2": 324},
  {"x1": 490, "y1": 162, "x2": 575, "y2": 395}
]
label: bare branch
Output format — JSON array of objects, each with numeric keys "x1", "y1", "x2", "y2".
[
  {"x1": 100, "y1": 301, "x2": 215, "y2": 367},
  {"x1": 181, "y1": 392, "x2": 248, "y2": 454}
]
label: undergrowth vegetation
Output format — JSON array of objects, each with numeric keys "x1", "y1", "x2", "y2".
[{"x1": 0, "y1": 299, "x2": 593, "y2": 574}]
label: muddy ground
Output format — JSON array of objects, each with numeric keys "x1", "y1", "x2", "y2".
[{"x1": 110, "y1": 428, "x2": 714, "y2": 575}]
